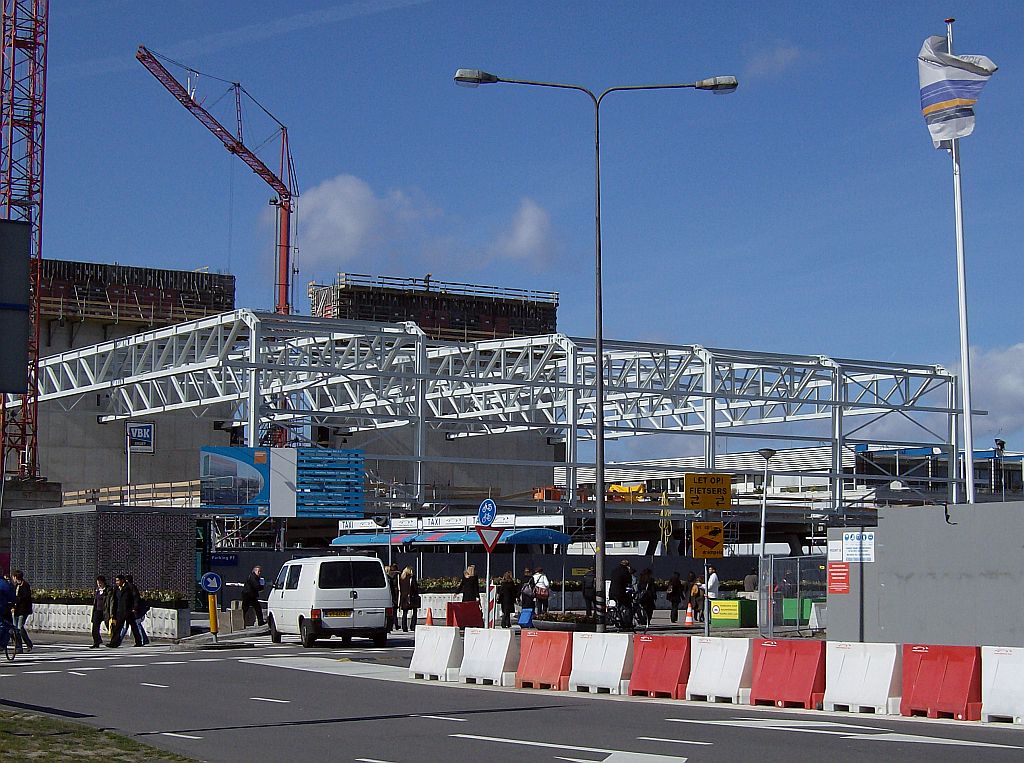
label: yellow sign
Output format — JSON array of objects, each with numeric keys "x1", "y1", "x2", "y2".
[
  {"x1": 692, "y1": 521, "x2": 725, "y2": 558},
  {"x1": 710, "y1": 600, "x2": 739, "y2": 619},
  {"x1": 571, "y1": 567, "x2": 593, "y2": 577},
  {"x1": 683, "y1": 473, "x2": 732, "y2": 510}
]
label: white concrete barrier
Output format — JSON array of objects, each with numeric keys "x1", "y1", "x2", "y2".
[
  {"x1": 981, "y1": 645, "x2": 1024, "y2": 724},
  {"x1": 459, "y1": 627, "x2": 519, "y2": 687},
  {"x1": 28, "y1": 603, "x2": 189, "y2": 639},
  {"x1": 568, "y1": 632, "x2": 633, "y2": 695},
  {"x1": 823, "y1": 641, "x2": 901, "y2": 715},
  {"x1": 409, "y1": 625, "x2": 464, "y2": 681},
  {"x1": 686, "y1": 636, "x2": 753, "y2": 704}
]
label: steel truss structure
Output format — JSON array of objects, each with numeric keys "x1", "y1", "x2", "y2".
[{"x1": 7, "y1": 310, "x2": 961, "y2": 511}]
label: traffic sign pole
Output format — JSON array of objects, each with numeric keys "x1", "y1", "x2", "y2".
[
  {"x1": 208, "y1": 594, "x2": 219, "y2": 642},
  {"x1": 703, "y1": 559, "x2": 710, "y2": 638}
]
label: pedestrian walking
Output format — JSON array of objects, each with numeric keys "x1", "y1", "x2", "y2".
[
  {"x1": 126, "y1": 575, "x2": 150, "y2": 645},
  {"x1": 690, "y1": 574, "x2": 704, "y2": 622},
  {"x1": 636, "y1": 568, "x2": 656, "y2": 627},
  {"x1": 241, "y1": 565, "x2": 265, "y2": 627},
  {"x1": 609, "y1": 559, "x2": 634, "y2": 628},
  {"x1": 532, "y1": 567, "x2": 550, "y2": 615},
  {"x1": 581, "y1": 569, "x2": 597, "y2": 618},
  {"x1": 519, "y1": 567, "x2": 536, "y2": 611},
  {"x1": 0, "y1": 574, "x2": 15, "y2": 650},
  {"x1": 743, "y1": 567, "x2": 759, "y2": 592},
  {"x1": 91, "y1": 575, "x2": 114, "y2": 648},
  {"x1": 10, "y1": 570, "x2": 33, "y2": 653},
  {"x1": 109, "y1": 574, "x2": 142, "y2": 647},
  {"x1": 457, "y1": 565, "x2": 480, "y2": 603},
  {"x1": 498, "y1": 571, "x2": 518, "y2": 628},
  {"x1": 387, "y1": 564, "x2": 401, "y2": 631},
  {"x1": 398, "y1": 566, "x2": 420, "y2": 631},
  {"x1": 666, "y1": 571, "x2": 683, "y2": 623}
]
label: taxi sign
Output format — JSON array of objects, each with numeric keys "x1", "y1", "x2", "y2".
[
  {"x1": 683, "y1": 473, "x2": 731, "y2": 510},
  {"x1": 692, "y1": 521, "x2": 725, "y2": 559},
  {"x1": 200, "y1": 571, "x2": 223, "y2": 594}
]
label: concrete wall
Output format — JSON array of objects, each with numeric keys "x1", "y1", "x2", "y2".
[{"x1": 827, "y1": 502, "x2": 1024, "y2": 647}]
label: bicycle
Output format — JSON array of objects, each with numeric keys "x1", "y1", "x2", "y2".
[
  {"x1": 606, "y1": 599, "x2": 648, "y2": 633},
  {"x1": 1, "y1": 617, "x2": 15, "y2": 661}
]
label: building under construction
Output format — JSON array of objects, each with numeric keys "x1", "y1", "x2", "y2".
[{"x1": 308, "y1": 273, "x2": 558, "y2": 342}]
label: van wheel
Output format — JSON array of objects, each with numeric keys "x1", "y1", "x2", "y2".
[
  {"x1": 268, "y1": 615, "x2": 282, "y2": 644},
  {"x1": 371, "y1": 631, "x2": 387, "y2": 647},
  {"x1": 300, "y1": 620, "x2": 317, "y2": 648}
]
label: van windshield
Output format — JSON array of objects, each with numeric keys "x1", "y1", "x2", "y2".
[{"x1": 319, "y1": 561, "x2": 386, "y2": 589}]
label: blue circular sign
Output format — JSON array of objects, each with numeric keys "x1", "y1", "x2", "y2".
[
  {"x1": 200, "y1": 571, "x2": 223, "y2": 594},
  {"x1": 477, "y1": 498, "x2": 497, "y2": 528}
]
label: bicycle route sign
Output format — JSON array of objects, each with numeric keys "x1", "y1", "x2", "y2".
[{"x1": 476, "y1": 498, "x2": 497, "y2": 527}]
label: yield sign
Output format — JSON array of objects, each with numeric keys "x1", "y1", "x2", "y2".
[{"x1": 476, "y1": 525, "x2": 504, "y2": 553}]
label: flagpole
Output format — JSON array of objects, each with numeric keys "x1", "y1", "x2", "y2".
[{"x1": 946, "y1": 17, "x2": 976, "y2": 504}]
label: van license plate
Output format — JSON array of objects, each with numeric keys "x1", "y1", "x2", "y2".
[{"x1": 324, "y1": 610, "x2": 353, "y2": 618}]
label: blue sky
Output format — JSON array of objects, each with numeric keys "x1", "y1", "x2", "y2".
[{"x1": 45, "y1": 1, "x2": 1022, "y2": 449}]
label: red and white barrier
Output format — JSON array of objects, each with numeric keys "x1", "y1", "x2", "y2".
[
  {"x1": 981, "y1": 646, "x2": 1024, "y2": 725},
  {"x1": 568, "y1": 632, "x2": 633, "y2": 695},
  {"x1": 628, "y1": 634, "x2": 691, "y2": 699},
  {"x1": 901, "y1": 643, "x2": 982, "y2": 721},
  {"x1": 823, "y1": 641, "x2": 901, "y2": 715},
  {"x1": 750, "y1": 638, "x2": 826, "y2": 710},
  {"x1": 686, "y1": 636, "x2": 753, "y2": 704}
]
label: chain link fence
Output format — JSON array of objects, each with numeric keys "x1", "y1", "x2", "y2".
[{"x1": 758, "y1": 554, "x2": 827, "y2": 637}]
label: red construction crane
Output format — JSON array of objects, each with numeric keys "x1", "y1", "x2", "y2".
[
  {"x1": 136, "y1": 46, "x2": 298, "y2": 315},
  {"x1": 0, "y1": 0, "x2": 48, "y2": 480}
]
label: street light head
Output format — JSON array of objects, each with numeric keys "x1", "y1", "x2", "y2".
[
  {"x1": 454, "y1": 68, "x2": 499, "y2": 87},
  {"x1": 757, "y1": 448, "x2": 777, "y2": 462},
  {"x1": 695, "y1": 75, "x2": 738, "y2": 94}
]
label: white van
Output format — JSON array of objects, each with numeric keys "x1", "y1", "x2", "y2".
[{"x1": 266, "y1": 555, "x2": 392, "y2": 648}]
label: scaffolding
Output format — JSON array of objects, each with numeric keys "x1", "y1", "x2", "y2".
[{"x1": 308, "y1": 272, "x2": 558, "y2": 342}]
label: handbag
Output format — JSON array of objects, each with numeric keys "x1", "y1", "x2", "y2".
[{"x1": 535, "y1": 585, "x2": 550, "y2": 600}]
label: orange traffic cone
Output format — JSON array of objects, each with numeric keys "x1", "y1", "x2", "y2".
[
  {"x1": 683, "y1": 603, "x2": 695, "y2": 627},
  {"x1": 425, "y1": 608, "x2": 434, "y2": 626}
]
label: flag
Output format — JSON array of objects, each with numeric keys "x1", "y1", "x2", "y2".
[{"x1": 918, "y1": 35, "x2": 997, "y2": 148}]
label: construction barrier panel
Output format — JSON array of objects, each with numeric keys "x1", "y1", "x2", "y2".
[
  {"x1": 981, "y1": 645, "x2": 1024, "y2": 725},
  {"x1": 750, "y1": 638, "x2": 826, "y2": 709},
  {"x1": 459, "y1": 627, "x2": 520, "y2": 687},
  {"x1": 568, "y1": 632, "x2": 633, "y2": 695},
  {"x1": 686, "y1": 636, "x2": 753, "y2": 704},
  {"x1": 409, "y1": 625, "x2": 464, "y2": 682},
  {"x1": 420, "y1": 593, "x2": 457, "y2": 623},
  {"x1": 823, "y1": 641, "x2": 901, "y2": 715},
  {"x1": 515, "y1": 629, "x2": 572, "y2": 691},
  {"x1": 901, "y1": 643, "x2": 982, "y2": 721},
  {"x1": 446, "y1": 601, "x2": 484, "y2": 628},
  {"x1": 628, "y1": 634, "x2": 691, "y2": 699}
]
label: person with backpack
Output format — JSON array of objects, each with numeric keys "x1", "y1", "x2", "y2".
[{"x1": 519, "y1": 567, "x2": 536, "y2": 611}]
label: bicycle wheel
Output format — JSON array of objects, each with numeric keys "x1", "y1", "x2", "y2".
[{"x1": 2, "y1": 632, "x2": 13, "y2": 661}]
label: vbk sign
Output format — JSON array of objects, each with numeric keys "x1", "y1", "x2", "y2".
[{"x1": 126, "y1": 422, "x2": 155, "y2": 453}]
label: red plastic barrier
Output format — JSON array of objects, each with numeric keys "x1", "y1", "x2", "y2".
[
  {"x1": 750, "y1": 638, "x2": 825, "y2": 709},
  {"x1": 901, "y1": 643, "x2": 982, "y2": 720},
  {"x1": 628, "y1": 634, "x2": 691, "y2": 699},
  {"x1": 515, "y1": 629, "x2": 572, "y2": 691},
  {"x1": 446, "y1": 601, "x2": 483, "y2": 628}
]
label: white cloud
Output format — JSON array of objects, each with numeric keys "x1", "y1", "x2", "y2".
[
  {"x1": 487, "y1": 198, "x2": 558, "y2": 269},
  {"x1": 296, "y1": 175, "x2": 558, "y2": 278},
  {"x1": 962, "y1": 344, "x2": 1024, "y2": 441},
  {"x1": 744, "y1": 43, "x2": 802, "y2": 79}
]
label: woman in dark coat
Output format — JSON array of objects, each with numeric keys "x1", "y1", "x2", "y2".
[
  {"x1": 636, "y1": 568, "x2": 657, "y2": 627},
  {"x1": 666, "y1": 572, "x2": 684, "y2": 623},
  {"x1": 11, "y1": 570, "x2": 33, "y2": 653},
  {"x1": 398, "y1": 567, "x2": 420, "y2": 632},
  {"x1": 457, "y1": 565, "x2": 480, "y2": 602},
  {"x1": 498, "y1": 571, "x2": 518, "y2": 628}
]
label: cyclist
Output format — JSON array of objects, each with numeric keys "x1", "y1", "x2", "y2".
[{"x1": 0, "y1": 573, "x2": 15, "y2": 657}]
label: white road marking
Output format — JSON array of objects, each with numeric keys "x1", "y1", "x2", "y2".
[
  {"x1": 74, "y1": 666, "x2": 106, "y2": 671},
  {"x1": 250, "y1": 697, "x2": 290, "y2": 703},
  {"x1": 415, "y1": 714, "x2": 466, "y2": 722},
  {"x1": 68, "y1": 671, "x2": 87, "y2": 676},
  {"x1": 451, "y1": 734, "x2": 690, "y2": 762},
  {"x1": 141, "y1": 682, "x2": 169, "y2": 688},
  {"x1": 22, "y1": 670, "x2": 61, "y2": 674},
  {"x1": 161, "y1": 732, "x2": 202, "y2": 740},
  {"x1": 190, "y1": 658, "x2": 225, "y2": 662},
  {"x1": 151, "y1": 661, "x2": 187, "y2": 665},
  {"x1": 847, "y1": 733, "x2": 1021, "y2": 749},
  {"x1": 355, "y1": 759, "x2": 401, "y2": 763},
  {"x1": 638, "y1": 736, "x2": 713, "y2": 746},
  {"x1": 112, "y1": 664, "x2": 146, "y2": 668}
]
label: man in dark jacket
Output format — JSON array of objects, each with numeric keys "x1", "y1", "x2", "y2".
[
  {"x1": 241, "y1": 565, "x2": 265, "y2": 626},
  {"x1": 609, "y1": 559, "x2": 634, "y2": 628},
  {"x1": 108, "y1": 574, "x2": 141, "y2": 648},
  {"x1": 581, "y1": 570, "x2": 597, "y2": 618},
  {"x1": 91, "y1": 575, "x2": 114, "y2": 648},
  {"x1": 11, "y1": 570, "x2": 33, "y2": 653}
]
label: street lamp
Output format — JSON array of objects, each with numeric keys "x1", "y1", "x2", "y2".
[
  {"x1": 455, "y1": 67, "x2": 737, "y2": 631},
  {"x1": 757, "y1": 448, "x2": 776, "y2": 558}
]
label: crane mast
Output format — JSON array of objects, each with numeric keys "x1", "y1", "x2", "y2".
[
  {"x1": 136, "y1": 46, "x2": 297, "y2": 314},
  {"x1": 0, "y1": 0, "x2": 48, "y2": 480}
]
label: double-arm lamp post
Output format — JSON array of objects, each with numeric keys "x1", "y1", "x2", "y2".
[{"x1": 454, "y1": 68, "x2": 737, "y2": 632}]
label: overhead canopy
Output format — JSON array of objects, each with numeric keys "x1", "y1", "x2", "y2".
[{"x1": 331, "y1": 527, "x2": 571, "y2": 547}]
